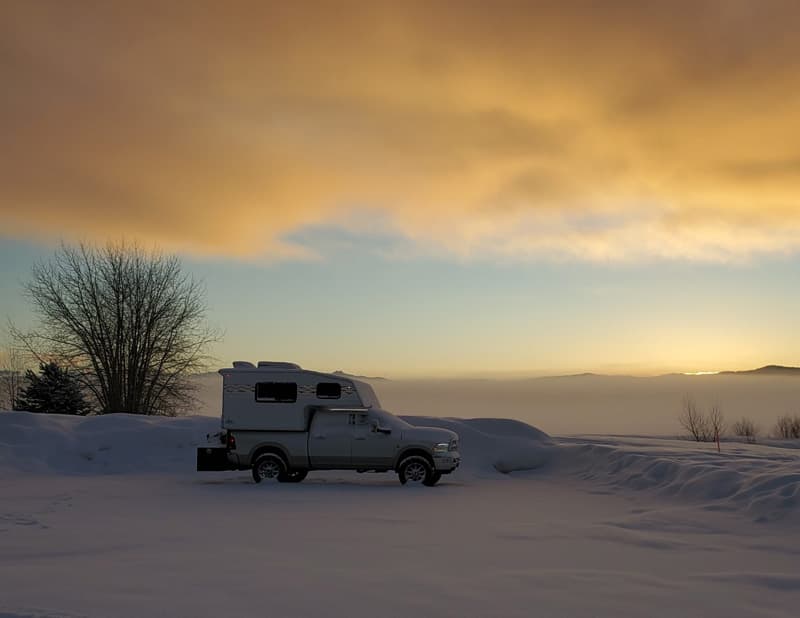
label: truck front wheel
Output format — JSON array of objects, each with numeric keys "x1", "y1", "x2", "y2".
[
  {"x1": 398, "y1": 457, "x2": 435, "y2": 486},
  {"x1": 252, "y1": 453, "x2": 287, "y2": 483},
  {"x1": 425, "y1": 472, "x2": 442, "y2": 487}
]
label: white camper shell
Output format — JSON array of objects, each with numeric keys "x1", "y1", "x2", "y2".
[{"x1": 219, "y1": 361, "x2": 382, "y2": 432}]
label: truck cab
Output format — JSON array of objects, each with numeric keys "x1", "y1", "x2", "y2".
[{"x1": 197, "y1": 361, "x2": 460, "y2": 486}]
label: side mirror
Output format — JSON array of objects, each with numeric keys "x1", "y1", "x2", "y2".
[{"x1": 371, "y1": 421, "x2": 391, "y2": 434}]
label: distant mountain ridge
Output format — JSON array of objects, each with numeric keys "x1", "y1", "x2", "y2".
[
  {"x1": 718, "y1": 365, "x2": 800, "y2": 376},
  {"x1": 535, "y1": 365, "x2": 800, "y2": 380}
]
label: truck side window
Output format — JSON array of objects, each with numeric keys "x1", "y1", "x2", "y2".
[
  {"x1": 316, "y1": 382, "x2": 341, "y2": 399},
  {"x1": 255, "y1": 382, "x2": 297, "y2": 403}
]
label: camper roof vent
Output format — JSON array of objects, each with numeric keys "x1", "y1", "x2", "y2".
[
  {"x1": 232, "y1": 361, "x2": 255, "y2": 369},
  {"x1": 257, "y1": 361, "x2": 302, "y2": 369}
]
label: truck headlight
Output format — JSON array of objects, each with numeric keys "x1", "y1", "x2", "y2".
[
  {"x1": 433, "y1": 442, "x2": 450, "y2": 454},
  {"x1": 449, "y1": 439, "x2": 459, "y2": 452}
]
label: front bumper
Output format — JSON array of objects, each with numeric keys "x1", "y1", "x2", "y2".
[{"x1": 433, "y1": 451, "x2": 461, "y2": 472}]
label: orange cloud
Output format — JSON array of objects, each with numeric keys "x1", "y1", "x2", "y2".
[{"x1": 2, "y1": 1, "x2": 799, "y2": 260}]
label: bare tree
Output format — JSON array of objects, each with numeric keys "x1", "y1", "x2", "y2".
[
  {"x1": 15, "y1": 241, "x2": 219, "y2": 415},
  {"x1": 731, "y1": 417, "x2": 758, "y2": 443},
  {"x1": 0, "y1": 344, "x2": 25, "y2": 410},
  {"x1": 708, "y1": 404, "x2": 726, "y2": 442},
  {"x1": 774, "y1": 415, "x2": 800, "y2": 439},
  {"x1": 679, "y1": 396, "x2": 710, "y2": 441}
]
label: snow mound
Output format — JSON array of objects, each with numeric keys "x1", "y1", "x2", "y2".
[
  {"x1": 0, "y1": 411, "x2": 219, "y2": 476},
  {"x1": 402, "y1": 416, "x2": 555, "y2": 476},
  {"x1": 557, "y1": 437, "x2": 800, "y2": 523}
]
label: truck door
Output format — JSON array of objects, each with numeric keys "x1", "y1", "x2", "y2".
[
  {"x1": 351, "y1": 412, "x2": 398, "y2": 469},
  {"x1": 308, "y1": 411, "x2": 353, "y2": 468}
]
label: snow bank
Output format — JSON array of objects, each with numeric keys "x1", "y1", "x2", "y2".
[
  {"x1": 556, "y1": 437, "x2": 800, "y2": 523},
  {"x1": 402, "y1": 415, "x2": 555, "y2": 475},
  {"x1": 0, "y1": 411, "x2": 219, "y2": 476}
]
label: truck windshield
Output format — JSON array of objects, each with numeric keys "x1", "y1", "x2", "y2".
[
  {"x1": 353, "y1": 380, "x2": 381, "y2": 408},
  {"x1": 371, "y1": 408, "x2": 412, "y2": 430}
]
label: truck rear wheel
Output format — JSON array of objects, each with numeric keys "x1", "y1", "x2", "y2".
[
  {"x1": 252, "y1": 453, "x2": 287, "y2": 483},
  {"x1": 398, "y1": 456, "x2": 434, "y2": 486}
]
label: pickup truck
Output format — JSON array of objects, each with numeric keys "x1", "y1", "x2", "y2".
[{"x1": 197, "y1": 361, "x2": 461, "y2": 486}]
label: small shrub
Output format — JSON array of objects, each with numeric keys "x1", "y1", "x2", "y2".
[
  {"x1": 731, "y1": 417, "x2": 759, "y2": 443},
  {"x1": 708, "y1": 404, "x2": 725, "y2": 441},
  {"x1": 678, "y1": 397, "x2": 725, "y2": 442},
  {"x1": 679, "y1": 397, "x2": 707, "y2": 441},
  {"x1": 774, "y1": 415, "x2": 800, "y2": 439}
]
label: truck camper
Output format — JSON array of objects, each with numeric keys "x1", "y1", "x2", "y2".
[{"x1": 197, "y1": 361, "x2": 460, "y2": 486}]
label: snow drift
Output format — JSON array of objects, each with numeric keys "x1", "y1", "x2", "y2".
[
  {"x1": 0, "y1": 412, "x2": 219, "y2": 476},
  {"x1": 401, "y1": 415, "x2": 555, "y2": 475},
  {"x1": 555, "y1": 436, "x2": 800, "y2": 523}
]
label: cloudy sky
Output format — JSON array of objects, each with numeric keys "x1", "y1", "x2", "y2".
[{"x1": 2, "y1": 1, "x2": 799, "y2": 376}]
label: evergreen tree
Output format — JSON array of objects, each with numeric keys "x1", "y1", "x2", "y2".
[{"x1": 15, "y1": 362, "x2": 91, "y2": 415}]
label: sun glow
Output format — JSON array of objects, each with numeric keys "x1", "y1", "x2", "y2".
[{"x1": 682, "y1": 371, "x2": 721, "y2": 376}]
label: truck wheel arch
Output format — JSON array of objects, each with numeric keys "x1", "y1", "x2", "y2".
[
  {"x1": 395, "y1": 448, "x2": 434, "y2": 471},
  {"x1": 249, "y1": 444, "x2": 290, "y2": 469}
]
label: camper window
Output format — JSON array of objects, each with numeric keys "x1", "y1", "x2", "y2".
[
  {"x1": 255, "y1": 382, "x2": 297, "y2": 403},
  {"x1": 316, "y1": 382, "x2": 342, "y2": 399}
]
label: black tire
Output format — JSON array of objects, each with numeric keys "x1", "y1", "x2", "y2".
[
  {"x1": 398, "y1": 456, "x2": 434, "y2": 486},
  {"x1": 424, "y1": 471, "x2": 442, "y2": 487},
  {"x1": 252, "y1": 453, "x2": 287, "y2": 483},
  {"x1": 280, "y1": 470, "x2": 308, "y2": 483}
]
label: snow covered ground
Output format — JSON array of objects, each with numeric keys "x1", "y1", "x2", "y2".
[{"x1": 1, "y1": 411, "x2": 798, "y2": 617}]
